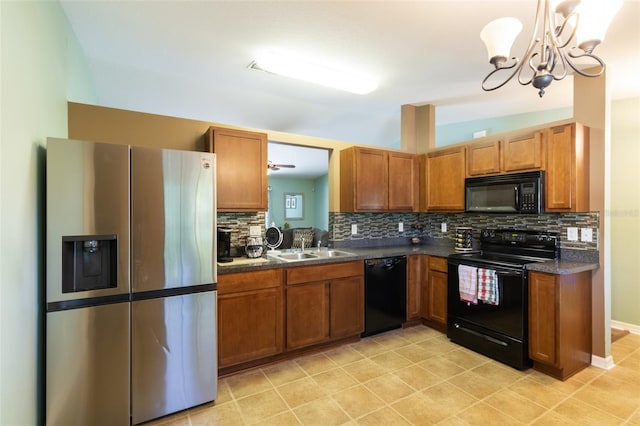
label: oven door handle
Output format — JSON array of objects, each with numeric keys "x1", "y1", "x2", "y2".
[
  {"x1": 454, "y1": 323, "x2": 508, "y2": 347},
  {"x1": 493, "y1": 270, "x2": 522, "y2": 277}
]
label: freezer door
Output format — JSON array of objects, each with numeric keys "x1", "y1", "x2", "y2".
[
  {"x1": 131, "y1": 147, "x2": 215, "y2": 293},
  {"x1": 46, "y1": 303, "x2": 130, "y2": 426},
  {"x1": 46, "y1": 138, "x2": 130, "y2": 303},
  {"x1": 131, "y1": 291, "x2": 217, "y2": 424}
]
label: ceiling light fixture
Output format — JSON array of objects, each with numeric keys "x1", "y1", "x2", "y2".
[
  {"x1": 249, "y1": 51, "x2": 378, "y2": 95},
  {"x1": 480, "y1": 0, "x2": 622, "y2": 97}
]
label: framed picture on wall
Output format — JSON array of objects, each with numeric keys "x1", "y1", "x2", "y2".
[{"x1": 284, "y1": 193, "x2": 303, "y2": 220}]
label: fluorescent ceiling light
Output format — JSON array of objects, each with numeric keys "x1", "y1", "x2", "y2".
[{"x1": 250, "y1": 51, "x2": 378, "y2": 95}]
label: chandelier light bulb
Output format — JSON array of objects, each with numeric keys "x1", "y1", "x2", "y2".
[{"x1": 480, "y1": 17, "x2": 523, "y2": 67}]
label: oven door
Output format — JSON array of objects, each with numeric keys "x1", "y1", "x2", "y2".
[
  {"x1": 447, "y1": 259, "x2": 526, "y2": 339},
  {"x1": 446, "y1": 257, "x2": 530, "y2": 370}
]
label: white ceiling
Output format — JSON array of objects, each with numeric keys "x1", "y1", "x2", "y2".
[
  {"x1": 60, "y1": 0, "x2": 640, "y2": 176},
  {"x1": 268, "y1": 142, "x2": 329, "y2": 178}
]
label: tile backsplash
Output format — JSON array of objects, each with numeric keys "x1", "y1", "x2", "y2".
[
  {"x1": 217, "y1": 210, "x2": 600, "y2": 253},
  {"x1": 329, "y1": 211, "x2": 599, "y2": 251},
  {"x1": 217, "y1": 212, "x2": 266, "y2": 251}
]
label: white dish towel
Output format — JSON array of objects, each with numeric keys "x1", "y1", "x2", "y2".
[{"x1": 458, "y1": 264, "x2": 478, "y2": 304}]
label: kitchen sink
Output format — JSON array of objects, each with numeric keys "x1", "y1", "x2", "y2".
[
  {"x1": 313, "y1": 250, "x2": 353, "y2": 257},
  {"x1": 267, "y1": 249, "x2": 355, "y2": 262},
  {"x1": 271, "y1": 252, "x2": 319, "y2": 261}
]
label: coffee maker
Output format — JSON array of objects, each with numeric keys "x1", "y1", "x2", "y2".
[{"x1": 217, "y1": 228, "x2": 233, "y2": 263}]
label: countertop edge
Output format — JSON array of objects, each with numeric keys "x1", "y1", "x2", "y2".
[
  {"x1": 216, "y1": 244, "x2": 456, "y2": 274},
  {"x1": 526, "y1": 260, "x2": 599, "y2": 275},
  {"x1": 217, "y1": 244, "x2": 599, "y2": 275}
]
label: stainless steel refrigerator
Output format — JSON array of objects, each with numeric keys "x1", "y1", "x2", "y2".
[{"x1": 46, "y1": 138, "x2": 217, "y2": 425}]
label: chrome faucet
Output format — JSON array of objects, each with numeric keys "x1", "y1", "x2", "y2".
[{"x1": 300, "y1": 238, "x2": 305, "y2": 252}]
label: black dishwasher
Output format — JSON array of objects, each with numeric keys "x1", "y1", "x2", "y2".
[{"x1": 362, "y1": 256, "x2": 407, "y2": 337}]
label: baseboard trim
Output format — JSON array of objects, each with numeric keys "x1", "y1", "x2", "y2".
[
  {"x1": 591, "y1": 354, "x2": 615, "y2": 370},
  {"x1": 611, "y1": 320, "x2": 640, "y2": 335}
]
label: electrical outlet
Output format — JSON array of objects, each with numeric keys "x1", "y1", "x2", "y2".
[
  {"x1": 441, "y1": 223, "x2": 447, "y2": 233},
  {"x1": 398, "y1": 222, "x2": 403, "y2": 232},
  {"x1": 567, "y1": 227, "x2": 578, "y2": 241},
  {"x1": 351, "y1": 224, "x2": 358, "y2": 235},
  {"x1": 249, "y1": 226, "x2": 261, "y2": 236},
  {"x1": 581, "y1": 228, "x2": 593, "y2": 242}
]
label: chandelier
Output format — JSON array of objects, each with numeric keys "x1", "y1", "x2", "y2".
[{"x1": 480, "y1": 0, "x2": 623, "y2": 97}]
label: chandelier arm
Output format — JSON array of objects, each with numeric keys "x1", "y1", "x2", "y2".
[
  {"x1": 550, "y1": 46, "x2": 569, "y2": 81},
  {"x1": 565, "y1": 50, "x2": 606, "y2": 77},
  {"x1": 495, "y1": 0, "x2": 546, "y2": 90},
  {"x1": 551, "y1": 12, "x2": 578, "y2": 50},
  {"x1": 481, "y1": 58, "x2": 523, "y2": 91},
  {"x1": 517, "y1": 52, "x2": 539, "y2": 86}
]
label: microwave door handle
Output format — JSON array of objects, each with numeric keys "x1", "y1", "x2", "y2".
[{"x1": 514, "y1": 185, "x2": 520, "y2": 212}]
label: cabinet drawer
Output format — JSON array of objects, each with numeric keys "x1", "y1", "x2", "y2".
[
  {"x1": 218, "y1": 269, "x2": 283, "y2": 294},
  {"x1": 428, "y1": 256, "x2": 448, "y2": 273},
  {"x1": 286, "y1": 261, "x2": 363, "y2": 285}
]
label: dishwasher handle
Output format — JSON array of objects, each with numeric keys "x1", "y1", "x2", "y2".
[{"x1": 365, "y1": 257, "x2": 405, "y2": 269}]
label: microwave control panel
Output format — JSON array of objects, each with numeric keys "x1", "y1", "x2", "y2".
[{"x1": 520, "y1": 182, "x2": 538, "y2": 212}]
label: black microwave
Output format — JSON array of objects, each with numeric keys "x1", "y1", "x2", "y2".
[{"x1": 465, "y1": 171, "x2": 544, "y2": 214}]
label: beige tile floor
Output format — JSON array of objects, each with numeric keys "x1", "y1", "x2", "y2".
[{"x1": 147, "y1": 326, "x2": 640, "y2": 425}]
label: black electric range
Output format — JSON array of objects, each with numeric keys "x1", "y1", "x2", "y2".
[{"x1": 447, "y1": 229, "x2": 559, "y2": 370}]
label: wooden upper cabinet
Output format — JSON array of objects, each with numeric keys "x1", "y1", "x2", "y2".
[
  {"x1": 545, "y1": 123, "x2": 590, "y2": 212},
  {"x1": 388, "y1": 151, "x2": 418, "y2": 211},
  {"x1": 205, "y1": 126, "x2": 267, "y2": 212},
  {"x1": 466, "y1": 131, "x2": 545, "y2": 177},
  {"x1": 340, "y1": 147, "x2": 417, "y2": 212},
  {"x1": 422, "y1": 146, "x2": 466, "y2": 211},
  {"x1": 466, "y1": 139, "x2": 501, "y2": 177},
  {"x1": 503, "y1": 131, "x2": 545, "y2": 172}
]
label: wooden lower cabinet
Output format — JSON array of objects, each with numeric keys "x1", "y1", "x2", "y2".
[
  {"x1": 528, "y1": 270, "x2": 592, "y2": 380},
  {"x1": 286, "y1": 261, "x2": 364, "y2": 350},
  {"x1": 406, "y1": 255, "x2": 422, "y2": 321},
  {"x1": 217, "y1": 269, "x2": 284, "y2": 369},
  {"x1": 420, "y1": 256, "x2": 448, "y2": 330},
  {"x1": 286, "y1": 281, "x2": 330, "y2": 349},
  {"x1": 331, "y1": 276, "x2": 366, "y2": 338}
]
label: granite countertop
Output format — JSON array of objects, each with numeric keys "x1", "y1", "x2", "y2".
[
  {"x1": 526, "y1": 260, "x2": 599, "y2": 275},
  {"x1": 216, "y1": 241, "x2": 457, "y2": 274},
  {"x1": 217, "y1": 241, "x2": 599, "y2": 275}
]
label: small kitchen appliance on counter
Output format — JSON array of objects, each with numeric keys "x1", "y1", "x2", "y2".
[
  {"x1": 245, "y1": 236, "x2": 264, "y2": 258},
  {"x1": 217, "y1": 228, "x2": 233, "y2": 262},
  {"x1": 455, "y1": 227, "x2": 473, "y2": 251}
]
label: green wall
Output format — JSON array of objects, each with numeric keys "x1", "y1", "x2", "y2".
[
  {"x1": 0, "y1": 2, "x2": 96, "y2": 424},
  {"x1": 436, "y1": 107, "x2": 573, "y2": 146},
  {"x1": 268, "y1": 175, "x2": 328, "y2": 230},
  {"x1": 610, "y1": 97, "x2": 640, "y2": 327}
]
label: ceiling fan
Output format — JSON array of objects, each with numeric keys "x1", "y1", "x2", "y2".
[{"x1": 267, "y1": 160, "x2": 296, "y2": 171}]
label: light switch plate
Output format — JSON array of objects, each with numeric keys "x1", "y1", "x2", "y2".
[
  {"x1": 567, "y1": 227, "x2": 579, "y2": 241},
  {"x1": 398, "y1": 222, "x2": 404, "y2": 232},
  {"x1": 249, "y1": 225, "x2": 261, "y2": 236},
  {"x1": 351, "y1": 224, "x2": 358, "y2": 235},
  {"x1": 441, "y1": 223, "x2": 447, "y2": 233},
  {"x1": 581, "y1": 228, "x2": 593, "y2": 242}
]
